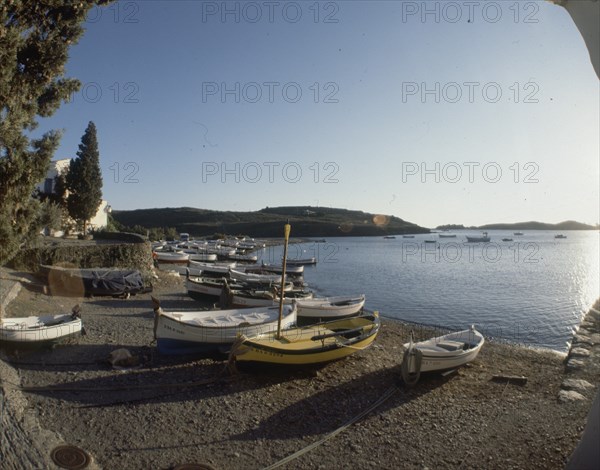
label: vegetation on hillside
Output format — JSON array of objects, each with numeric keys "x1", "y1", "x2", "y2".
[{"x1": 112, "y1": 206, "x2": 430, "y2": 238}]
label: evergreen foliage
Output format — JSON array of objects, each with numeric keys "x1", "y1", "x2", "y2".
[
  {"x1": 0, "y1": 1, "x2": 112, "y2": 264},
  {"x1": 65, "y1": 121, "x2": 103, "y2": 233}
]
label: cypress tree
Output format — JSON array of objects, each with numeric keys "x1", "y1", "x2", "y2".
[
  {"x1": 0, "y1": 1, "x2": 112, "y2": 264},
  {"x1": 66, "y1": 121, "x2": 103, "y2": 234}
]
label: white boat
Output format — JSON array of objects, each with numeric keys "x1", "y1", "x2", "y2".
[
  {"x1": 188, "y1": 253, "x2": 218, "y2": 262},
  {"x1": 153, "y1": 251, "x2": 189, "y2": 263},
  {"x1": 465, "y1": 232, "x2": 490, "y2": 243},
  {"x1": 401, "y1": 326, "x2": 485, "y2": 384},
  {"x1": 296, "y1": 295, "x2": 366, "y2": 324},
  {"x1": 231, "y1": 289, "x2": 313, "y2": 308},
  {"x1": 152, "y1": 297, "x2": 297, "y2": 355},
  {"x1": 0, "y1": 307, "x2": 83, "y2": 346},
  {"x1": 188, "y1": 260, "x2": 236, "y2": 276},
  {"x1": 187, "y1": 276, "x2": 232, "y2": 298},
  {"x1": 229, "y1": 269, "x2": 281, "y2": 284},
  {"x1": 248, "y1": 262, "x2": 304, "y2": 275},
  {"x1": 228, "y1": 253, "x2": 259, "y2": 262},
  {"x1": 283, "y1": 257, "x2": 317, "y2": 266}
]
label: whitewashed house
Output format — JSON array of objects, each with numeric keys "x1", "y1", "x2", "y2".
[{"x1": 37, "y1": 158, "x2": 110, "y2": 234}]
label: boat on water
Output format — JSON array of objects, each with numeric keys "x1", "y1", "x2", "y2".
[
  {"x1": 296, "y1": 295, "x2": 366, "y2": 325},
  {"x1": 151, "y1": 298, "x2": 297, "y2": 355},
  {"x1": 438, "y1": 233, "x2": 457, "y2": 238},
  {"x1": 0, "y1": 306, "x2": 83, "y2": 347},
  {"x1": 383, "y1": 236, "x2": 396, "y2": 239},
  {"x1": 227, "y1": 253, "x2": 259, "y2": 262},
  {"x1": 401, "y1": 326, "x2": 485, "y2": 384},
  {"x1": 465, "y1": 232, "x2": 491, "y2": 243},
  {"x1": 283, "y1": 257, "x2": 317, "y2": 266},
  {"x1": 402, "y1": 235, "x2": 415, "y2": 238},
  {"x1": 555, "y1": 234, "x2": 567, "y2": 239},
  {"x1": 514, "y1": 232, "x2": 524, "y2": 236},
  {"x1": 502, "y1": 238, "x2": 513, "y2": 242},
  {"x1": 231, "y1": 312, "x2": 380, "y2": 367},
  {"x1": 424, "y1": 239, "x2": 437, "y2": 244}
]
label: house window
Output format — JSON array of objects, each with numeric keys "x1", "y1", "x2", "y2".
[{"x1": 43, "y1": 178, "x2": 53, "y2": 194}]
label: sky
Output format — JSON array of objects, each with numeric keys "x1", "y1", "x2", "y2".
[{"x1": 32, "y1": 0, "x2": 599, "y2": 228}]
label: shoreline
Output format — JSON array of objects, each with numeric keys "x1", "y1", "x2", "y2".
[{"x1": 1, "y1": 270, "x2": 598, "y2": 469}]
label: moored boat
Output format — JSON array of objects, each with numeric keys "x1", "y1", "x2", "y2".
[
  {"x1": 465, "y1": 232, "x2": 491, "y2": 243},
  {"x1": 231, "y1": 288, "x2": 313, "y2": 308},
  {"x1": 153, "y1": 251, "x2": 189, "y2": 263},
  {"x1": 250, "y1": 262, "x2": 304, "y2": 275},
  {"x1": 438, "y1": 233, "x2": 457, "y2": 238},
  {"x1": 283, "y1": 257, "x2": 317, "y2": 266},
  {"x1": 152, "y1": 297, "x2": 297, "y2": 355},
  {"x1": 555, "y1": 234, "x2": 567, "y2": 239}
]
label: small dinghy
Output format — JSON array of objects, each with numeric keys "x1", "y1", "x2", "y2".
[
  {"x1": 0, "y1": 306, "x2": 83, "y2": 347},
  {"x1": 401, "y1": 326, "x2": 484, "y2": 385}
]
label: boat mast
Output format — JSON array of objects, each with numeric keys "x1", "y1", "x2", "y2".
[{"x1": 276, "y1": 220, "x2": 291, "y2": 340}]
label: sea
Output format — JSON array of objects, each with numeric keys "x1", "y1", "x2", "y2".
[{"x1": 254, "y1": 230, "x2": 600, "y2": 353}]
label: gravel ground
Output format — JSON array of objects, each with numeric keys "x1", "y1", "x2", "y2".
[{"x1": 1, "y1": 271, "x2": 598, "y2": 470}]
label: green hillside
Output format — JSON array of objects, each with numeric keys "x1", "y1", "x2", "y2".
[{"x1": 112, "y1": 206, "x2": 430, "y2": 237}]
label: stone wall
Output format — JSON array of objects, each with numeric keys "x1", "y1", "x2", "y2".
[{"x1": 8, "y1": 234, "x2": 153, "y2": 275}]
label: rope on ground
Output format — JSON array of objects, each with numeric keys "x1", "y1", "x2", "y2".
[{"x1": 261, "y1": 384, "x2": 399, "y2": 470}]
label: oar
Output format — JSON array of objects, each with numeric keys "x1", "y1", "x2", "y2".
[{"x1": 276, "y1": 220, "x2": 291, "y2": 340}]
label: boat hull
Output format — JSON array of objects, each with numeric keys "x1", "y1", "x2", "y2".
[
  {"x1": 234, "y1": 314, "x2": 380, "y2": 366},
  {"x1": 0, "y1": 315, "x2": 82, "y2": 346},
  {"x1": 403, "y1": 328, "x2": 484, "y2": 374},
  {"x1": 154, "y1": 305, "x2": 297, "y2": 355}
]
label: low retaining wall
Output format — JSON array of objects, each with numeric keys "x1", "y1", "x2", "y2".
[{"x1": 8, "y1": 235, "x2": 153, "y2": 275}]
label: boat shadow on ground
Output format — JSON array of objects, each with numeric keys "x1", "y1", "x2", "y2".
[
  {"x1": 227, "y1": 365, "x2": 454, "y2": 442},
  {"x1": 11, "y1": 348, "x2": 319, "y2": 406}
]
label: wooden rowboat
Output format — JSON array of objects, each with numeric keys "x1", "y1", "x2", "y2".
[
  {"x1": 231, "y1": 313, "x2": 380, "y2": 367},
  {"x1": 401, "y1": 326, "x2": 484, "y2": 385},
  {"x1": 152, "y1": 297, "x2": 297, "y2": 355}
]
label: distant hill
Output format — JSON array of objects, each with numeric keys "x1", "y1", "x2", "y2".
[
  {"x1": 112, "y1": 206, "x2": 430, "y2": 237},
  {"x1": 436, "y1": 221, "x2": 598, "y2": 231}
]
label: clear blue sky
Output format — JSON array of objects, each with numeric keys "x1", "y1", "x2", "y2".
[{"x1": 34, "y1": 0, "x2": 599, "y2": 228}]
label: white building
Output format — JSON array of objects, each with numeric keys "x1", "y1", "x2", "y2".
[{"x1": 37, "y1": 158, "x2": 110, "y2": 233}]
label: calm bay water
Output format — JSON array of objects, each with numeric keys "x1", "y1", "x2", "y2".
[{"x1": 256, "y1": 230, "x2": 599, "y2": 352}]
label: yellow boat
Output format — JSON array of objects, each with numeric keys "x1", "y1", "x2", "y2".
[{"x1": 231, "y1": 312, "x2": 380, "y2": 366}]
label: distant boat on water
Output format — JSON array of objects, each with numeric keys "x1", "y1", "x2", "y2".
[
  {"x1": 465, "y1": 232, "x2": 491, "y2": 243},
  {"x1": 438, "y1": 233, "x2": 457, "y2": 238},
  {"x1": 514, "y1": 232, "x2": 524, "y2": 236},
  {"x1": 384, "y1": 236, "x2": 396, "y2": 239},
  {"x1": 402, "y1": 235, "x2": 415, "y2": 238},
  {"x1": 502, "y1": 238, "x2": 513, "y2": 242},
  {"x1": 555, "y1": 234, "x2": 567, "y2": 239}
]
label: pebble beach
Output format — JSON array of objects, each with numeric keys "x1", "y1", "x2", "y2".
[{"x1": 1, "y1": 269, "x2": 599, "y2": 469}]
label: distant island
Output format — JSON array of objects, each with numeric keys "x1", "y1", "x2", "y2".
[
  {"x1": 112, "y1": 206, "x2": 430, "y2": 238},
  {"x1": 436, "y1": 221, "x2": 599, "y2": 231}
]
